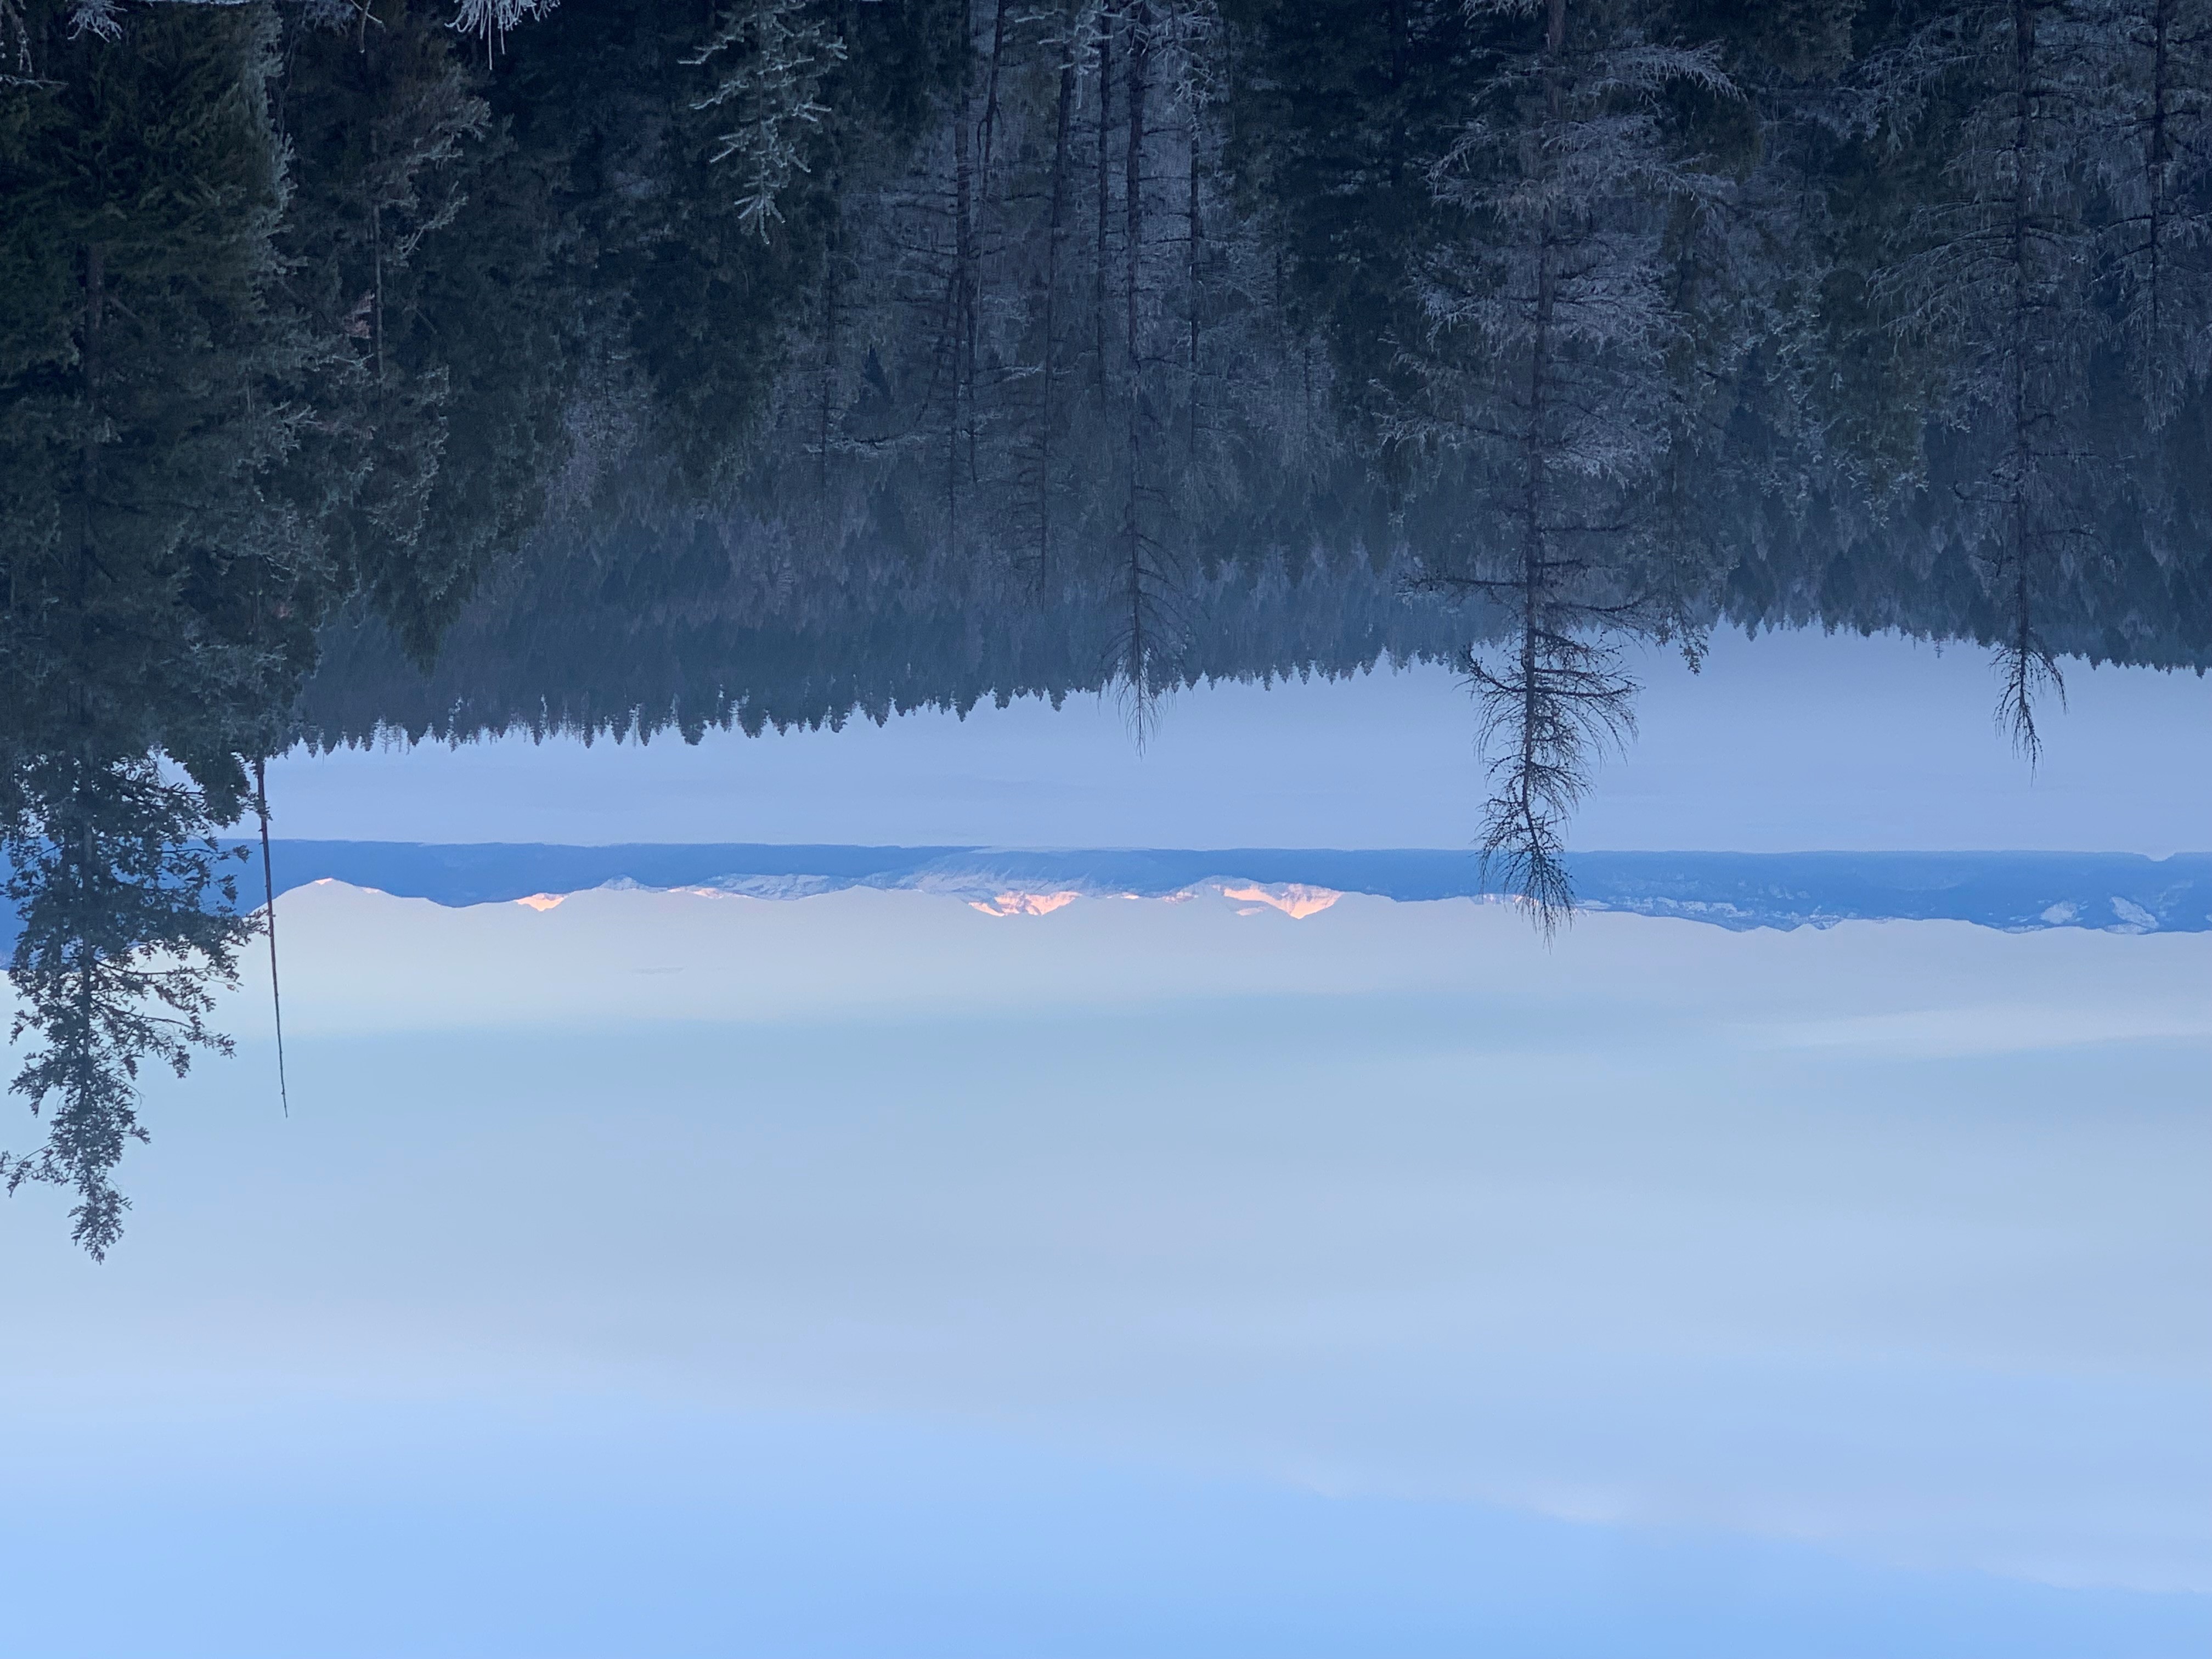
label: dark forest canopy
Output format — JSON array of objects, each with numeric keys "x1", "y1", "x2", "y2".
[
  {"x1": 2, "y1": 0, "x2": 2210, "y2": 1248},
  {"x1": 279, "y1": 0, "x2": 2211, "y2": 750},
  {"x1": 9, "y1": 0, "x2": 2205, "y2": 755}
]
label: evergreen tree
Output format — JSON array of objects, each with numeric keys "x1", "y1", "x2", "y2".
[
  {"x1": 1, "y1": 752, "x2": 252, "y2": 1259},
  {"x1": 0, "y1": 0, "x2": 311, "y2": 1250}
]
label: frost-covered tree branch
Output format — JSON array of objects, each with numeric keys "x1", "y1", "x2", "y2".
[
  {"x1": 688, "y1": 0, "x2": 848, "y2": 239},
  {"x1": 65, "y1": 0, "x2": 250, "y2": 44},
  {"x1": 449, "y1": 0, "x2": 555, "y2": 59}
]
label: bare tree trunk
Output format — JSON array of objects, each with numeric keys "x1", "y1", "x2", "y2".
[
  {"x1": 1093, "y1": 4, "x2": 1114, "y2": 389},
  {"x1": 955, "y1": 1, "x2": 979, "y2": 492},
  {"x1": 1121, "y1": 2, "x2": 1156, "y2": 739},
  {"x1": 1386, "y1": 0, "x2": 1409, "y2": 194},
  {"x1": 817, "y1": 193, "x2": 840, "y2": 494},
  {"x1": 943, "y1": 0, "x2": 975, "y2": 544},
  {"x1": 1187, "y1": 104, "x2": 1201, "y2": 462},
  {"x1": 1526, "y1": 0, "x2": 1564, "y2": 595},
  {"x1": 979, "y1": 0, "x2": 1010, "y2": 178},
  {"x1": 77, "y1": 242, "x2": 103, "y2": 610},
  {"x1": 1498, "y1": 0, "x2": 1569, "y2": 927},
  {"x1": 2146, "y1": 0, "x2": 2174, "y2": 334},
  {"x1": 1999, "y1": 0, "x2": 2053, "y2": 761},
  {"x1": 253, "y1": 756, "x2": 288, "y2": 1118},
  {"x1": 1036, "y1": 32, "x2": 1077, "y2": 584},
  {"x1": 371, "y1": 138, "x2": 386, "y2": 390},
  {"x1": 1124, "y1": 1, "x2": 1149, "y2": 375}
]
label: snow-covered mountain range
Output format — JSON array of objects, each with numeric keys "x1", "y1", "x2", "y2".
[{"x1": 231, "y1": 844, "x2": 2212, "y2": 934}]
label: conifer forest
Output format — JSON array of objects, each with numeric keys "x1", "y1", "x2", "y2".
[{"x1": 2, "y1": 0, "x2": 2210, "y2": 1250}]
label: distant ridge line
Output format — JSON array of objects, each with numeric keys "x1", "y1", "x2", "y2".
[{"x1": 217, "y1": 844, "x2": 2212, "y2": 935}]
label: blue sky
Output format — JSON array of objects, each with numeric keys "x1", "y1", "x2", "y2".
[
  {"x1": 267, "y1": 628, "x2": 2212, "y2": 851},
  {"x1": 2, "y1": 884, "x2": 2204, "y2": 1655}
]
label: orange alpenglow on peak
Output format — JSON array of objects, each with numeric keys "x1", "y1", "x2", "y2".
[
  {"x1": 968, "y1": 890, "x2": 1084, "y2": 918},
  {"x1": 515, "y1": 893, "x2": 567, "y2": 912},
  {"x1": 1217, "y1": 883, "x2": 1342, "y2": 919}
]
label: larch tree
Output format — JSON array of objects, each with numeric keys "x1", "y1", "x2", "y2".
[
  {"x1": 1864, "y1": 0, "x2": 2106, "y2": 763},
  {"x1": 1403, "y1": 0, "x2": 1735, "y2": 934}
]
